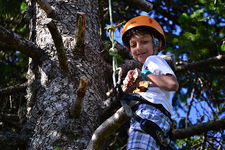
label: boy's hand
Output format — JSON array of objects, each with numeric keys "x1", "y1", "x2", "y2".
[{"x1": 123, "y1": 70, "x2": 134, "y2": 87}]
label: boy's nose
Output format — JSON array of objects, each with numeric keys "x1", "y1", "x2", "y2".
[{"x1": 137, "y1": 43, "x2": 143, "y2": 51}]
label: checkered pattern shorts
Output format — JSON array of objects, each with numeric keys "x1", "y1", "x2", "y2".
[{"x1": 126, "y1": 104, "x2": 172, "y2": 150}]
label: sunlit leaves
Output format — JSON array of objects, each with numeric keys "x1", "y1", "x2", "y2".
[
  {"x1": 178, "y1": 13, "x2": 190, "y2": 24},
  {"x1": 221, "y1": 44, "x2": 225, "y2": 52},
  {"x1": 0, "y1": 0, "x2": 29, "y2": 88},
  {"x1": 0, "y1": 0, "x2": 28, "y2": 36},
  {"x1": 20, "y1": 1, "x2": 27, "y2": 13}
]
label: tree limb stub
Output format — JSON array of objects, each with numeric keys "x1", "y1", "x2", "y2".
[
  {"x1": 0, "y1": 26, "x2": 42, "y2": 62},
  {"x1": 45, "y1": 18, "x2": 69, "y2": 72},
  {"x1": 86, "y1": 104, "x2": 132, "y2": 150},
  {"x1": 74, "y1": 12, "x2": 86, "y2": 52},
  {"x1": 35, "y1": 0, "x2": 55, "y2": 17},
  {"x1": 131, "y1": 0, "x2": 153, "y2": 12},
  {"x1": 172, "y1": 119, "x2": 225, "y2": 140},
  {"x1": 0, "y1": 82, "x2": 28, "y2": 98},
  {"x1": 175, "y1": 55, "x2": 225, "y2": 72},
  {"x1": 70, "y1": 76, "x2": 88, "y2": 118},
  {"x1": 159, "y1": 54, "x2": 176, "y2": 71}
]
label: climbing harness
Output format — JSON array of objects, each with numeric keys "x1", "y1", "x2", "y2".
[
  {"x1": 106, "y1": 2, "x2": 172, "y2": 150},
  {"x1": 120, "y1": 92, "x2": 173, "y2": 150}
]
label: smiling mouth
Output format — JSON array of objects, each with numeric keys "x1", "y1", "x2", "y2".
[{"x1": 138, "y1": 52, "x2": 146, "y2": 56}]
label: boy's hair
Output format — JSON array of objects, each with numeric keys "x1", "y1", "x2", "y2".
[{"x1": 123, "y1": 26, "x2": 160, "y2": 49}]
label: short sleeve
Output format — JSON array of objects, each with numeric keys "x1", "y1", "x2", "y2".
[{"x1": 142, "y1": 56, "x2": 176, "y2": 77}]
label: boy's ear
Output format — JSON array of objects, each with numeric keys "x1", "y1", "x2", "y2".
[
  {"x1": 159, "y1": 40, "x2": 162, "y2": 48},
  {"x1": 157, "y1": 40, "x2": 163, "y2": 53},
  {"x1": 159, "y1": 40, "x2": 162, "y2": 47}
]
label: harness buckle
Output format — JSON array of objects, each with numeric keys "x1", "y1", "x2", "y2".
[{"x1": 140, "y1": 119, "x2": 152, "y2": 129}]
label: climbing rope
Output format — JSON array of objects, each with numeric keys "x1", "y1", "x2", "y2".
[{"x1": 106, "y1": 0, "x2": 125, "y2": 88}]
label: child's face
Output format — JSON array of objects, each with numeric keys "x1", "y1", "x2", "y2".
[{"x1": 129, "y1": 33, "x2": 155, "y2": 64}]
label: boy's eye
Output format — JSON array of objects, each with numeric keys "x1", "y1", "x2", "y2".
[{"x1": 131, "y1": 44, "x2": 136, "y2": 48}]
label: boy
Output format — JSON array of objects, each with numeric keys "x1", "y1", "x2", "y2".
[{"x1": 121, "y1": 16, "x2": 179, "y2": 149}]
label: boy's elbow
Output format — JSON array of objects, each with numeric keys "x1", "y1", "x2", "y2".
[{"x1": 170, "y1": 80, "x2": 179, "y2": 91}]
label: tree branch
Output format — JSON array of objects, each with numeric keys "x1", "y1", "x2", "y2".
[
  {"x1": 0, "y1": 82, "x2": 28, "y2": 98},
  {"x1": 0, "y1": 42, "x2": 15, "y2": 51},
  {"x1": 35, "y1": 0, "x2": 55, "y2": 17},
  {"x1": 115, "y1": 43, "x2": 132, "y2": 60},
  {"x1": 0, "y1": 114, "x2": 22, "y2": 130},
  {"x1": 172, "y1": 119, "x2": 225, "y2": 140},
  {"x1": 86, "y1": 104, "x2": 132, "y2": 150},
  {"x1": 45, "y1": 18, "x2": 69, "y2": 72},
  {"x1": 73, "y1": 12, "x2": 86, "y2": 54},
  {"x1": 0, "y1": 26, "x2": 43, "y2": 62},
  {"x1": 70, "y1": 76, "x2": 88, "y2": 118},
  {"x1": 0, "y1": 131, "x2": 26, "y2": 149},
  {"x1": 130, "y1": 0, "x2": 153, "y2": 12},
  {"x1": 175, "y1": 55, "x2": 225, "y2": 72}
]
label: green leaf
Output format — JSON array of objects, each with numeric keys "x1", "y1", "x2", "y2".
[
  {"x1": 20, "y1": 1, "x2": 27, "y2": 13},
  {"x1": 183, "y1": 32, "x2": 196, "y2": 41},
  {"x1": 191, "y1": 11, "x2": 201, "y2": 18},
  {"x1": 172, "y1": 38, "x2": 179, "y2": 44},
  {"x1": 116, "y1": 55, "x2": 123, "y2": 64},
  {"x1": 221, "y1": 44, "x2": 225, "y2": 52},
  {"x1": 207, "y1": 2, "x2": 215, "y2": 11},
  {"x1": 178, "y1": 13, "x2": 189, "y2": 24}
]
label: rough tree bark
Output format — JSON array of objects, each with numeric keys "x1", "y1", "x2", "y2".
[
  {"x1": 20, "y1": 0, "x2": 110, "y2": 149},
  {"x1": 16, "y1": 0, "x2": 140, "y2": 149}
]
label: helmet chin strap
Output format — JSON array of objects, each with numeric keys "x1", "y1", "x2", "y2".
[
  {"x1": 152, "y1": 34, "x2": 160, "y2": 55},
  {"x1": 130, "y1": 52, "x2": 140, "y2": 63}
]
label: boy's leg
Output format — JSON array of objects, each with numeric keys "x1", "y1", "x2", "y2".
[
  {"x1": 126, "y1": 130, "x2": 160, "y2": 150},
  {"x1": 126, "y1": 104, "x2": 172, "y2": 150}
]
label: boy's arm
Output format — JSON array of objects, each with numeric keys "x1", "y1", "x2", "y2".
[{"x1": 145, "y1": 73, "x2": 179, "y2": 91}]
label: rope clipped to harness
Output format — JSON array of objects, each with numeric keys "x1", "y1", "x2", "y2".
[{"x1": 106, "y1": 0, "x2": 126, "y2": 105}]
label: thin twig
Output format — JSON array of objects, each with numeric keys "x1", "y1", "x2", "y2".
[
  {"x1": 0, "y1": 82, "x2": 28, "y2": 98},
  {"x1": 0, "y1": 114, "x2": 22, "y2": 129}
]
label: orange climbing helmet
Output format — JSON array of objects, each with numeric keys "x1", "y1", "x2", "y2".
[{"x1": 122, "y1": 16, "x2": 166, "y2": 52}]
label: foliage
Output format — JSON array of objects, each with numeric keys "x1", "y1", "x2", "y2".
[
  {"x1": 147, "y1": 0, "x2": 225, "y2": 149},
  {"x1": 0, "y1": 0, "x2": 28, "y2": 129},
  {"x1": 0, "y1": 0, "x2": 29, "y2": 87}
]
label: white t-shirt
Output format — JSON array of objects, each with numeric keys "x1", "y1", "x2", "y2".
[{"x1": 138, "y1": 55, "x2": 176, "y2": 114}]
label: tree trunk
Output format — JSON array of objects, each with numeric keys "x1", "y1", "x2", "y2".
[{"x1": 22, "y1": 0, "x2": 111, "y2": 149}]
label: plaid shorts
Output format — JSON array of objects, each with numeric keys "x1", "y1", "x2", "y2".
[{"x1": 126, "y1": 104, "x2": 172, "y2": 150}]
